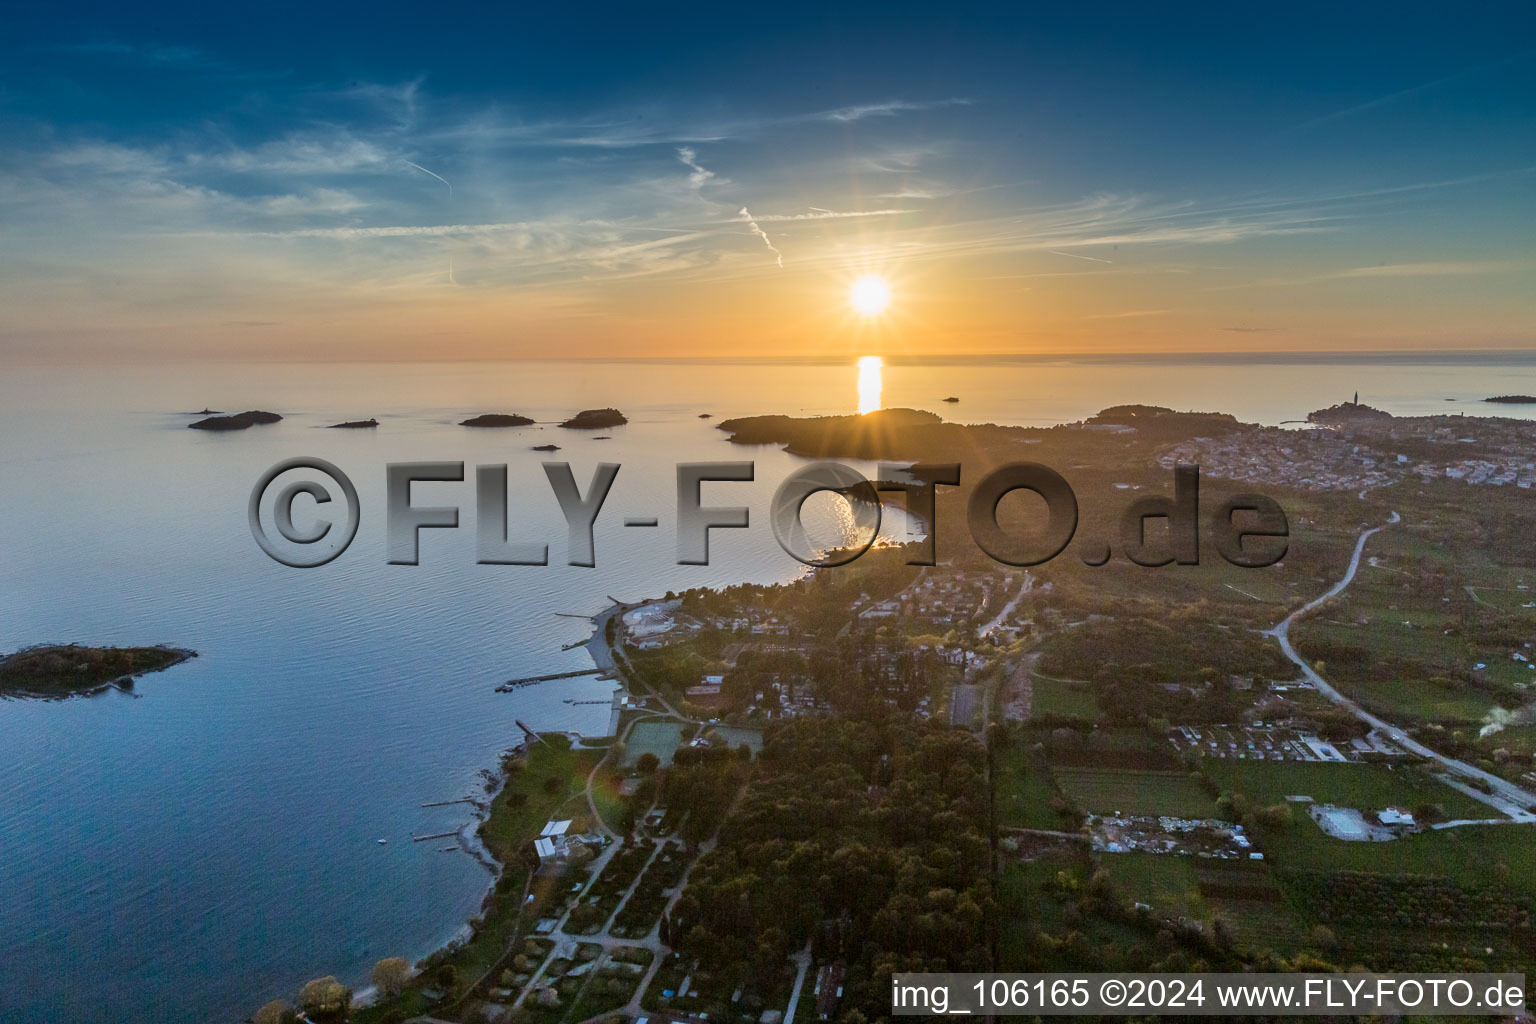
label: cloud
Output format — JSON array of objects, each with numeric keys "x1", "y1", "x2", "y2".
[
  {"x1": 191, "y1": 134, "x2": 391, "y2": 175},
  {"x1": 259, "y1": 189, "x2": 367, "y2": 217},
  {"x1": 1223, "y1": 326, "x2": 1278, "y2": 333},
  {"x1": 676, "y1": 147, "x2": 715, "y2": 190},
  {"x1": 748, "y1": 208, "x2": 913, "y2": 222},
  {"x1": 808, "y1": 98, "x2": 973, "y2": 123},
  {"x1": 1084, "y1": 309, "x2": 1171, "y2": 319},
  {"x1": 1334, "y1": 260, "x2": 1516, "y2": 278},
  {"x1": 1048, "y1": 250, "x2": 1113, "y2": 264}
]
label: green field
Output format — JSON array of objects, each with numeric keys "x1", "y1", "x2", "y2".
[
  {"x1": 1054, "y1": 767, "x2": 1218, "y2": 819},
  {"x1": 1257, "y1": 817, "x2": 1536, "y2": 881},
  {"x1": 994, "y1": 748, "x2": 1068, "y2": 830},
  {"x1": 1030, "y1": 674, "x2": 1100, "y2": 720},
  {"x1": 1202, "y1": 760, "x2": 1493, "y2": 822},
  {"x1": 1101, "y1": 853, "x2": 1210, "y2": 922}
]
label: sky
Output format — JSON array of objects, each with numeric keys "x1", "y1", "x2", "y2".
[{"x1": 0, "y1": 1, "x2": 1533, "y2": 362}]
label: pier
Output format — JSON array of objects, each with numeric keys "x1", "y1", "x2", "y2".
[
  {"x1": 495, "y1": 667, "x2": 602, "y2": 692},
  {"x1": 411, "y1": 831, "x2": 459, "y2": 842}
]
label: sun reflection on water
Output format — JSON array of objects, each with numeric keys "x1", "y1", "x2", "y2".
[{"x1": 857, "y1": 355, "x2": 883, "y2": 414}]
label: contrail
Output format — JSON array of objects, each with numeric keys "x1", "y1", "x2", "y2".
[
  {"x1": 674, "y1": 147, "x2": 780, "y2": 267},
  {"x1": 739, "y1": 207, "x2": 783, "y2": 268},
  {"x1": 404, "y1": 160, "x2": 453, "y2": 196},
  {"x1": 1048, "y1": 249, "x2": 1113, "y2": 263}
]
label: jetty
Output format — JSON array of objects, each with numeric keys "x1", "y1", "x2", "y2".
[
  {"x1": 411, "y1": 830, "x2": 459, "y2": 843},
  {"x1": 495, "y1": 667, "x2": 601, "y2": 692},
  {"x1": 421, "y1": 798, "x2": 478, "y2": 808}
]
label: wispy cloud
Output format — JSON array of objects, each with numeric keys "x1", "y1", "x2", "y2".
[
  {"x1": 1085, "y1": 308, "x2": 1172, "y2": 319},
  {"x1": 1048, "y1": 249, "x2": 1114, "y2": 264},
  {"x1": 750, "y1": 208, "x2": 913, "y2": 222},
  {"x1": 807, "y1": 98, "x2": 973, "y2": 123},
  {"x1": 676, "y1": 147, "x2": 715, "y2": 190},
  {"x1": 1334, "y1": 260, "x2": 1517, "y2": 278}
]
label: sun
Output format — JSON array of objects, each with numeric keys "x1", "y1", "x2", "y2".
[{"x1": 850, "y1": 275, "x2": 891, "y2": 316}]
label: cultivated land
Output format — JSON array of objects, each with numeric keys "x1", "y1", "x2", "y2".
[{"x1": 1053, "y1": 767, "x2": 1217, "y2": 820}]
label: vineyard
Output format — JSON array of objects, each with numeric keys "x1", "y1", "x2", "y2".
[{"x1": 1282, "y1": 869, "x2": 1534, "y2": 931}]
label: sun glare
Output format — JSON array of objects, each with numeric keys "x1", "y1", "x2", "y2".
[{"x1": 850, "y1": 275, "x2": 891, "y2": 316}]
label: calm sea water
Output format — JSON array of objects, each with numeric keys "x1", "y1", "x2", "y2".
[{"x1": 3, "y1": 354, "x2": 1536, "y2": 1023}]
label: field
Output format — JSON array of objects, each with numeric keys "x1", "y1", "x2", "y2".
[
  {"x1": 1202, "y1": 760, "x2": 1494, "y2": 822},
  {"x1": 993, "y1": 748, "x2": 1069, "y2": 830},
  {"x1": 1100, "y1": 853, "x2": 1210, "y2": 922},
  {"x1": 1256, "y1": 818, "x2": 1536, "y2": 883},
  {"x1": 1030, "y1": 674, "x2": 1100, "y2": 720},
  {"x1": 1293, "y1": 620, "x2": 1498, "y2": 722},
  {"x1": 1194, "y1": 861, "x2": 1303, "y2": 953},
  {"x1": 1053, "y1": 767, "x2": 1217, "y2": 819}
]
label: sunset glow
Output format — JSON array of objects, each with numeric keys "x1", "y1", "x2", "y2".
[{"x1": 850, "y1": 276, "x2": 892, "y2": 317}]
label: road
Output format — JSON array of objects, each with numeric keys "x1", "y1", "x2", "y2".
[
  {"x1": 978, "y1": 571, "x2": 1033, "y2": 637},
  {"x1": 781, "y1": 940, "x2": 814, "y2": 1024},
  {"x1": 1265, "y1": 512, "x2": 1536, "y2": 823}
]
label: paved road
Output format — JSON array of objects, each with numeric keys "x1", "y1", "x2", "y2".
[
  {"x1": 979, "y1": 572, "x2": 1033, "y2": 637},
  {"x1": 781, "y1": 940, "x2": 814, "y2": 1024},
  {"x1": 1265, "y1": 512, "x2": 1536, "y2": 823}
]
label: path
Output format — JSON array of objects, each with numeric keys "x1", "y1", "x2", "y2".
[{"x1": 1265, "y1": 512, "x2": 1536, "y2": 822}]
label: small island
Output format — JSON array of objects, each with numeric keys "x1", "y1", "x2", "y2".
[
  {"x1": 698, "y1": 412, "x2": 712, "y2": 419},
  {"x1": 460, "y1": 413, "x2": 535, "y2": 428},
  {"x1": 1485, "y1": 395, "x2": 1536, "y2": 405},
  {"x1": 327, "y1": 418, "x2": 379, "y2": 429},
  {"x1": 942, "y1": 396, "x2": 960, "y2": 403},
  {"x1": 188, "y1": 410, "x2": 283, "y2": 431},
  {"x1": 559, "y1": 407, "x2": 628, "y2": 429},
  {"x1": 531, "y1": 443, "x2": 561, "y2": 451},
  {"x1": 0, "y1": 644, "x2": 195, "y2": 699}
]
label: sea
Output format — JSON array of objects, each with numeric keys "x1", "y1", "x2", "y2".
[{"x1": 3, "y1": 352, "x2": 1536, "y2": 1023}]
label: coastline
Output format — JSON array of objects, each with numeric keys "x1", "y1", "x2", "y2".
[{"x1": 357, "y1": 596, "x2": 641, "y2": 1013}]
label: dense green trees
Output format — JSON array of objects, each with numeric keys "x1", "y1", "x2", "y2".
[{"x1": 670, "y1": 717, "x2": 992, "y2": 1017}]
